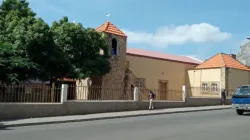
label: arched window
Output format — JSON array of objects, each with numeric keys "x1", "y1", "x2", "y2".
[{"x1": 111, "y1": 38, "x2": 117, "y2": 55}]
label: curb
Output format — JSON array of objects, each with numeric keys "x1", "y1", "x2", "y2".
[{"x1": 0, "y1": 107, "x2": 231, "y2": 128}]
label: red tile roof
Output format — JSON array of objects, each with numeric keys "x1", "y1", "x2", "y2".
[
  {"x1": 195, "y1": 53, "x2": 250, "y2": 71},
  {"x1": 126, "y1": 47, "x2": 201, "y2": 65},
  {"x1": 96, "y1": 21, "x2": 127, "y2": 37}
]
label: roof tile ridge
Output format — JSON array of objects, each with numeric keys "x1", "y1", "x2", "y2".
[
  {"x1": 230, "y1": 55, "x2": 250, "y2": 70},
  {"x1": 220, "y1": 53, "x2": 227, "y2": 67},
  {"x1": 109, "y1": 22, "x2": 125, "y2": 34},
  {"x1": 195, "y1": 53, "x2": 218, "y2": 68},
  {"x1": 104, "y1": 22, "x2": 109, "y2": 31}
]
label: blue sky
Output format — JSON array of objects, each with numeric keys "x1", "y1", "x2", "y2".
[{"x1": 5, "y1": 0, "x2": 250, "y2": 61}]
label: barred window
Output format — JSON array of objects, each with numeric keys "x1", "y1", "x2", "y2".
[
  {"x1": 211, "y1": 83, "x2": 218, "y2": 92},
  {"x1": 202, "y1": 83, "x2": 209, "y2": 92}
]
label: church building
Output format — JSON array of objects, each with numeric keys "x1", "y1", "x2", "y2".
[{"x1": 70, "y1": 21, "x2": 201, "y2": 101}]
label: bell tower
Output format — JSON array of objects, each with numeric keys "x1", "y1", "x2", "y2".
[{"x1": 96, "y1": 21, "x2": 127, "y2": 99}]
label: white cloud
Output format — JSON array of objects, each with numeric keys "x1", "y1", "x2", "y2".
[{"x1": 122, "y1": 23, "x2": 232, "y2": 48}]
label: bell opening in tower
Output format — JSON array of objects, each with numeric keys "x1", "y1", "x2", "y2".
[{"x1": 111, "y1": 38, "x2": 117, "y2": 55}]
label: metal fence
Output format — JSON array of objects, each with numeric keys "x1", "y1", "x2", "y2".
[
  {"x1": 67, "y1": 85, "x2": 134, "y2": 101},
  {"x1": 138, "y1": 88, "x2": 183, "y2": 101},
  {"x1": 0, "y1": 84, "x2": 184, "y2": 103},
  {"x1": 67, "y1": 85, "x2": 183, "y2": 101},
  {"x1": 0, "y1": 85, "x2": 61, "y2": 103},
  {"x1": 186, "y1": 87, "x2": 234, "y2": 99}
]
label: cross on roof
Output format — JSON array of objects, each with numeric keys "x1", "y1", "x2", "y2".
[{"x1": 106, "y1": 12, "x2": 111, "y2": 21}]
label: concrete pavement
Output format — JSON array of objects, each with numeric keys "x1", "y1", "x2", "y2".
[
  {"x1": 0, "y1": 105, "x2": 230, "y2": 128},
  {"x1": 0, "y1": 108, "x2": 249, "y2": 140}
]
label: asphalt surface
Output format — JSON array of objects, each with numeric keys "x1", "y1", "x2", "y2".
[{"x1": 0, "y1": 109, "x2": 249, "y2": 140}]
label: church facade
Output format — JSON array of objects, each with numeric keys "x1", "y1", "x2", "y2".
[{"x1": 71, "y1": 21, "x2": 201, "y2": 101}]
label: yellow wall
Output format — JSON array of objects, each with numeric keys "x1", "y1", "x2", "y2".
[
  {"x1": 187, "y1": 68, "x2": 222, "y2": 97},
  {"x1": 187, "y1": 68, "x2": 221, "y2": 87},
  {"x1": 187, "y1": 68, "x2": 250, "y2": 98},
  {"x1": 126, "y1": 55, "x2": 197, "y2": 100}
]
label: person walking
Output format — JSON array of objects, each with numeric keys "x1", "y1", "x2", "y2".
[
  {"x1": 221, "y1": 89, "x2": 227, "y2": 105},
  {"x1": 149, "y1": 90, "x2": 155, "y2": 110}
]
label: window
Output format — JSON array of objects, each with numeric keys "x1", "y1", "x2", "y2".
[
  {"x1": 211, "y1": 83, "x2": 218, "y2": 92},
  {"x1": 235, "y1": 86, "x2": 250, "y2": 95},
  {"x1": 111, "y1": 38, "x2": 117, "y2": 55},
  {"x1": 202, "y1": 83, "x2": 209, "y2": 92}
]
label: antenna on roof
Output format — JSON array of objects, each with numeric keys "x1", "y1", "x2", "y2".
[{"x1": 106, "y1": 12, "x2": 111, "y2": 22}]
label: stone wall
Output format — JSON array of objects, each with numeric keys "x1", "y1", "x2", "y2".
[
  {"x1": 0, "y1": 98, "x2": 231, "y2": 120},
  {"x1": 124, "y1": 69, "x2": 137, "y2": 100},
  {"x1": 101, "y1": 33, "x2": 127, "y2": 100}
]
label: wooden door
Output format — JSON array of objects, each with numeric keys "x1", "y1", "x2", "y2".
[{"x1": 159, "y1": 80, "x2": 168, "y2": 100}]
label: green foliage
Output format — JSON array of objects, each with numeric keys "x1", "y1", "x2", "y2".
[
  {"x1": 0, "y1": 42, "x2": 37, "y2": 84},
  {"x1": 0, "y1": 0, "x2": 111, "y2": 84},
  {"x1": 51, "y1": 17, "x2": 111, "y2": 79},
  {"x1": 0, "y1": 0, "x2": 71, "y2": 83},
  {"x1": 26, "y1": 18, "x2": 73, "y2": 81},
  {"x1": 0, "y1": 0, "x2": 35, "y2": 18},
  {"x1": 0, "y1": 0, "x2": 38, "y2": 84}
]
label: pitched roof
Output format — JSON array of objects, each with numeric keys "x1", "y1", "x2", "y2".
[
  {"x1": 96, "y1": 21, "x2": 127, "y2": 37},
  {"x1": 126, "y1": 47, "x2": 201, "y2": 65},
  {"x1": 195, "y1": 53, "x2": 250, "y2": 71}
]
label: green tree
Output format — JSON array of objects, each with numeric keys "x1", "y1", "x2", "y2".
[
  {"x1": 0, "y1": 0, "x2": 111, "y2": 84},
  {"x1": 51, "y1": 17, "x2": 111, "y2": 79},
  {"x1": 0, "y1": 0, "x2": 73, "y2": 84},
  {"x1": 0, "y1": 42, "x2": 37, "y2": 84},
  {"x1": 0, "y1": 0, "x2": 36, "y2": 46},
  {"x1": 26, "y1": 18, "x2": 73, "y2": 82}
]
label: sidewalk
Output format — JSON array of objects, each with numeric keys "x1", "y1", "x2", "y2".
[{"x1": 0, "y1": 105, "x2": 231, "y2": 128}]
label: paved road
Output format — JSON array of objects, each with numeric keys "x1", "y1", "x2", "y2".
[{"x1": 0, "y1": 109, "x2": 249, "y2": 140}]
